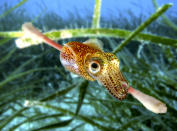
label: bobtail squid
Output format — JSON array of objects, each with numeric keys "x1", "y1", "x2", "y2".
[{"x1": 16, "y1": 23, "x2": 167, "y2": 114}]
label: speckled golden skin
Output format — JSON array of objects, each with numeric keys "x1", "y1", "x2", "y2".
[{"x1": 60, "y1": 41, "x2": 129, "y2": 100}]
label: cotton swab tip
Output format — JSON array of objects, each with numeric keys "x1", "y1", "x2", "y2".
[{"x1": 128, "y1": 87, "x2": 167, "y2": 114}]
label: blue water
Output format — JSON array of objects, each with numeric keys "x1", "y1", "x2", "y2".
[{"x1": 0, "y1": 0, "x2": 176, "y2": 20}]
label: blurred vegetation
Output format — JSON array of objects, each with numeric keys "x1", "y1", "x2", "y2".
[{"x1": 0, "y1": 0, "x2": 177, "y2": 131}]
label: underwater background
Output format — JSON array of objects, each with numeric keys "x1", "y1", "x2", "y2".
[{"x1": 0, "y1": 0, "x2": 177, "y2": 130}]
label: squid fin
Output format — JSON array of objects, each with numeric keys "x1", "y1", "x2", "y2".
[{"x1": 83, "y1": 39, "x2": 103, "y2": 51}]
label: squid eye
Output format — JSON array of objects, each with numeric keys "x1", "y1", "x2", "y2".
[
  {"x1": 91, "y1": 63, "x2": 98, "y2": 68},
  {"x1": 89, "y1": 61, "x2": 101, "y2": 74}
]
